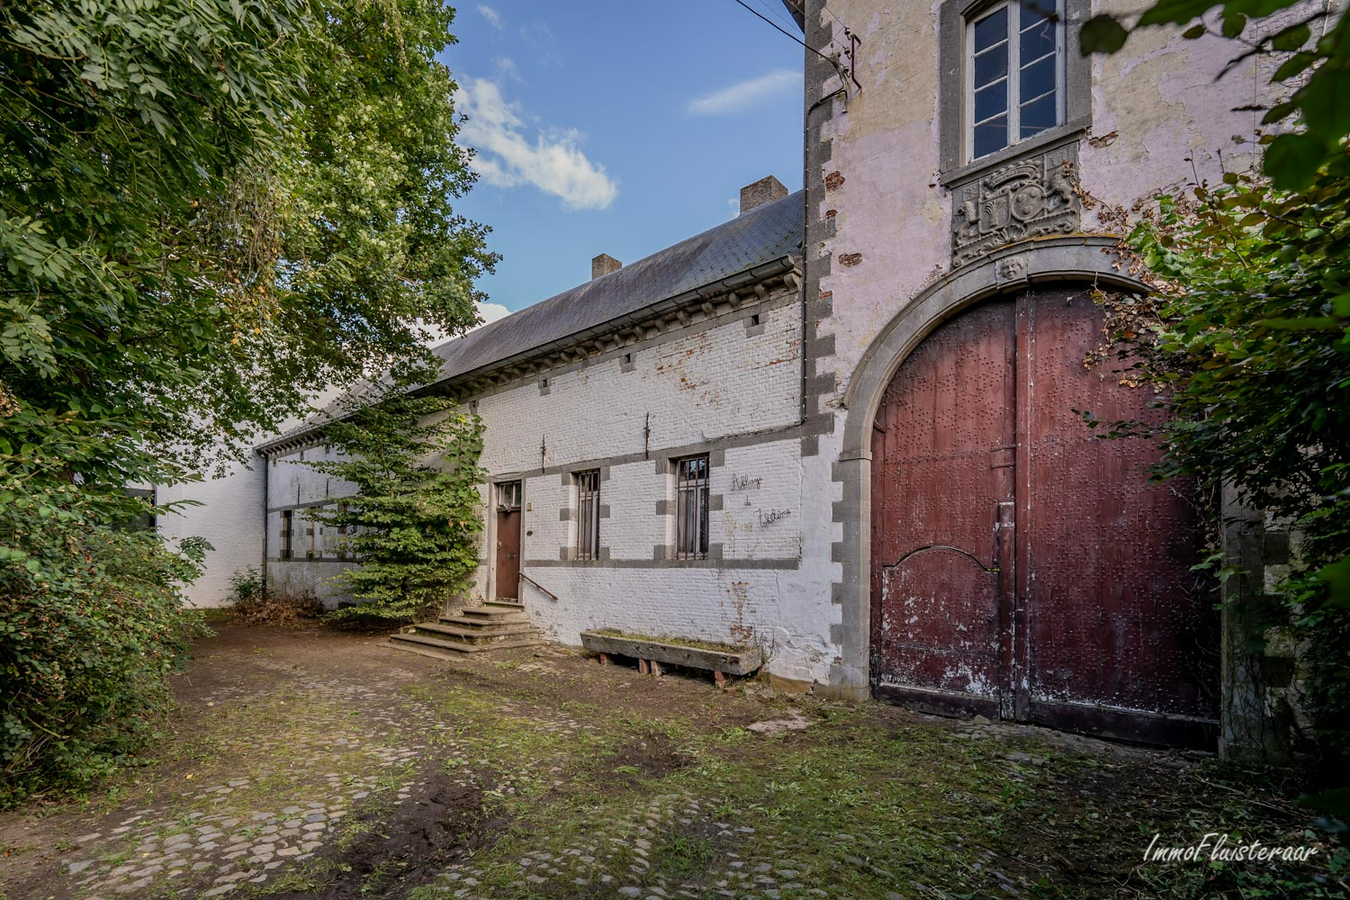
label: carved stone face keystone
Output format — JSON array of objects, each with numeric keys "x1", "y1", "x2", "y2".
[{"x1": 996, "y1": 256, "x2": 1027, "y2": 281}]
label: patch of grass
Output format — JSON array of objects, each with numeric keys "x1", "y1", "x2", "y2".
[
  {"x1": 408, "y1": 701, "x2": 1037, "y2": 897},
  {"x1": 250, "y1": 858, "x2": 350, "y2": 896},
  {"x1": 198, "y1": 608, "x2": 233, "y2": 625},
  {"x1": 651, "y1": 832, "x2": 717, "y2": 880},
  {"x1": 8, "y1": 631, "x2": 1331, "y2": 900}
]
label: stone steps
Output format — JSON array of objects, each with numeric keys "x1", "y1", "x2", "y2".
[
  {"x1": 387, "y1": 632, "x2": 544, "y2": 659},
  {"x1": 416, "y1": 621, "x2": 541, "y2": 643},
  {"x1": 387, "y1": 601, "x2": 544, "y2": 659},
  {"x1": 459, "y1": 606, "x2": 525, "y2": 622}
]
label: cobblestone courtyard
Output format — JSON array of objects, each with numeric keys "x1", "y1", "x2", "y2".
[{"x1": 0, "y1": 624, "x2": 1326, "y2": 899}]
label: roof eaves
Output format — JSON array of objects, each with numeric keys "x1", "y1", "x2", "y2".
[{"x1": 255, "y1": 254, "x2": 801, "y2": 455}]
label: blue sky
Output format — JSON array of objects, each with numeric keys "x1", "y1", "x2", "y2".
[{"x1": 441, "y1": 1, "x2": 805, "y2": 321}]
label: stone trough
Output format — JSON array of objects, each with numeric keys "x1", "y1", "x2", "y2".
[{"x1": 579, "y1": 630, "x2": 763, "y2": 685}]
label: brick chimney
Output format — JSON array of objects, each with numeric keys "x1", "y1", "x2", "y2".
[
  {"x1": 740, "y1": 175, "x2": 787, "y2": 215},
  {"x1": 592, "y1": 253, "x2": 622, "y2": 280}
]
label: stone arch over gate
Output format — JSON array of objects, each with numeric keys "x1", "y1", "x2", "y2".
[{"x1": 829, "y1": 238, "x2": 1198, "y2": 728}]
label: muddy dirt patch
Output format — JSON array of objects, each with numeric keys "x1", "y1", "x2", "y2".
[{"x1": 268, "y1": 768, "x2": 504, "y2": 900}]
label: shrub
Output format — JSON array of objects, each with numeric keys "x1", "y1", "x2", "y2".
[
  {"x1": 1101, "y1": 162, "x2": 1350, "y2": 770},
  {"x1": 227, "y1": 567, "x2": 323, "y2": 627},
  {"x1": 0, "y1": 473, "x2": 208, "y2": 808}
]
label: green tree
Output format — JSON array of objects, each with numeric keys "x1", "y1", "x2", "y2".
[
  {"x1": 0, "y1": 0, "x2": 492, "y2": 801},
  {"x1": 0, "y1": 469, "x2": 211, "y2": 806},
  {"x1": 1094, "y1": 157, "x2": 1350, "y2": 766},
  {"x1": 302, "y1": 365, "x2": 485, "y2": 624},
  {"x1": 1, "y1": 0, "x2": 495, "y2": 482},
  {"x1": 1076, "y1": 0, "x2": 1350, "y2": 767}
]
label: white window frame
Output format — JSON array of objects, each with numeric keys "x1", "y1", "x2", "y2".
[{"x1": 964, "y1": 0, "x2": 1066, "y2": 163}]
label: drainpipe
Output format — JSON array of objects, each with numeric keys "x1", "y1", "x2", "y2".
[
  {"x1": 800, "y1": 0, "x2": 850, "y2": 428},
  {"x1": 259, "y1": 451, "x2": 269, "y2": 602}
]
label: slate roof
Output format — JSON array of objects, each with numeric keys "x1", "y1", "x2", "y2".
[
  {"x1": 257, "y1": 190, "x2": 804, "y2": 453},
  {"x1": 431, "y1": 189, "x2": 803, "y2": 381}
]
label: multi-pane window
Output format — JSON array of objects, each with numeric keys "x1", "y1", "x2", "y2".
[
  {"x1": 968, "y1": 0, "x2": 1062, "y2": 161},
  {"x1": 575, "y1": 470, "x2": 601, "y2": 561},
  {"x1": 498, "y1": 481, "x2": 522, "y2": 510},
  {"x1": 280, "y1": 509, "x2": 294, "y2": 560},
  {"x1": 674, "y1": 456, "x2": 710, "y2": 561}
]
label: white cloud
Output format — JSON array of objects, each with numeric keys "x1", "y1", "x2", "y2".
[
  {"x1": 476, "y1": 301, "x2": 510, "y2": 326},
  {"x1": 687, "y1": 69, "x2": 801, "y2": 116},
  {"x1": 493, "y1": 55, "x2": 523, "y2": 84},
  {"x1": 477, "y1": 5, "x2": 503, "y2": 29},
  {"x1": 416, "y1": 302, "x2": 512, "y2": 347},
  {"x1": 455, "y1": 78, "x2": 618, "y2": 211}
]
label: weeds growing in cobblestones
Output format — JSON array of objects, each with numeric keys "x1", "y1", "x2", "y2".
[{"x1": 2, "y1": 631, "x2": 1336, "y2": 899}]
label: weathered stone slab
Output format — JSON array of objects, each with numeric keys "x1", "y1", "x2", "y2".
[{"x1": 579, "y1": 631, "x2": 762, "y2": 675}]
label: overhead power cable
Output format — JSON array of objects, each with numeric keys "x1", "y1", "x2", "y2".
[
  {"x1": 752, "y1": 0, "x2": 801, "y2": 32},
  {"x1": 729, "y1": 0, "x2": 847, "y2": 79},
  {"x1": 819, "y1": 2, "x2": 849, "y2": 32}
]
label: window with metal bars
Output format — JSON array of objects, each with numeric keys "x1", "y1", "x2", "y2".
[
  {"x1": 674, "y1": 456, "x2": 710, "y2": 561},
  {"x1": 967, "y1": 0, "x2": 1062, "y2": 161},
  {"x1": 575, "y1": 470, "x2": 601, "y2": 561},
  {"x1": 336, "y1": 501, "x2": 349, "y2": 561},
  {"x1": 280, "y1": 510, "x2": 293, "y2": 560}
]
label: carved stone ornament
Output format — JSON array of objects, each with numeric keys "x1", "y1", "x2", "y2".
[
  {"x1": 951, "y1": 142, "x2": 1081, "y2": 267},
  {"x1": 995, "y1": 255, "x2": 1027, "y2": 281}
]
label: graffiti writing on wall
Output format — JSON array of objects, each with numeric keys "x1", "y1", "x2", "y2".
[
  {"x1": 731, "y1": 473, "x2": 763, "y2": 491},
  {"x1": 756, "y1": 508, "x2": 791, "y2": 528}
]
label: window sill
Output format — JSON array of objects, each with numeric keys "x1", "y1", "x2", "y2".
[{"x1": 939, "y1": 120, "x2": 1088, "y2": 189}]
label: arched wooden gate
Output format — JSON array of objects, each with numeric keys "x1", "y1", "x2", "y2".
[{"x1": 869, "y1": 286, "x2": 1218, "y2": 747}]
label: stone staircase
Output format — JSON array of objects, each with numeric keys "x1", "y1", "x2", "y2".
[{"x1": 388, "y1": 600, "x2": 544, "y2": 659}]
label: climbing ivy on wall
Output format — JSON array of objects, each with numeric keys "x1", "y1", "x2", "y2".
[{"x1": 301, "y1": 362, "x2": 486, "y2": 624}]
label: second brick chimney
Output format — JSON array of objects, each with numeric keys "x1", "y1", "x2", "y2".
[
  {"x1": 740, "y1": 175, "x2": 788, "y2": 215},
  {"x1": 592, "y1": 253, "x2": 622, "y2": 280}
]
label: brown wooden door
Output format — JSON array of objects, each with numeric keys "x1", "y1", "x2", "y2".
[
  {"x1": 871, "y1": 299, "x2": 1015, "y2": 718},
  {"x1": 871, "y1": 287, "x2": 1217, "y2": 747},
  {"x1": 496, "y1": 508, "x2": 522, "y2": 601}
]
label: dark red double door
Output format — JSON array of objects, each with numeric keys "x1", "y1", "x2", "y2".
[{"x1": 870, "y1": 288, "x2": 1217, "y2": 747}]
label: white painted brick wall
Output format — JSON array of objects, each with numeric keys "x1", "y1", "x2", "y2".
[
  {"x1": 716, "y1": 442, "x2": 802, "y2": 561},
  {"x1": 519, "y1": 564, "x2": 833, "y2": 685},
  {"x1": 260, "y1": 286, "x2": 840, "y2": 684},
  {"x1": 157, "y1": 461, "x2": 265, "y2": 608},
  {"x1": 476, "y1": 296, "x2": 801, "y2": 473},
  {"x1": 264, "y1": 446, "x2": 361, "y2": 605}
]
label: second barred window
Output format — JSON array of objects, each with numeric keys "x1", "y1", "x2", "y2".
[{"x1": 575, "y1": 469, "x2": 601, "y2": 561}]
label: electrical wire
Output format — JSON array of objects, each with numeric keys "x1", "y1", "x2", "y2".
[
  {"x1": 752, "y1": 0, "x2": 801, "y2": 31},
  {"x1": 819, "y1": 2, "x2": 850, "y2": 32},
  {"x1": 730, "y1": 0, "x2": 847, "y2": 77}
]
